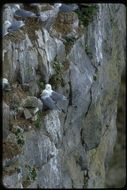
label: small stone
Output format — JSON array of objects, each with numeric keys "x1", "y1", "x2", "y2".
[
  {"x1": 22, "y1": 96, "x2": 43, "y2": 109},
  {"x1": 11, "y1": 125, "x2": 24, "y2": 134},
  {"x1": 28, "y1": 126, "x2": 32, "y2": 129},
  {"x1": 23, "y1": 108, "x2": 32, "y2": 119},
  {"x1": 31, "y1": 115, "x2": 38, "y2": 121},
  {"x1": 33, "y1": 107, "x2": 39, "y2": 115},
  {"x1": 17, "y1": 107, "x2": 24, "y2": 117}
]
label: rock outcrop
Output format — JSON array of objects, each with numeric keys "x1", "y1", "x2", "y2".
[{"x1": 2, "y1": 3, "x2": 126, "y2": 188}]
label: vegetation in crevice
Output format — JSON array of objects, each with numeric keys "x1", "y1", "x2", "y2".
[
  {"x1": 34, "y1": 111, "x2": 42, "y2": 128},
  {"x1": 49, "y1": 58, "x2": 65, "y2": 89},
  {"x1": 64, "y1": 36, "x2": 77, "y2": 54},
  {"x1": 85, "y1": 44, "x2": 93, "y2": 58},
  {"x1": 14, "y1": 127, "x2": 25, "y2": 146},
  {"x1": 23, "y1": 165, "x2": 37, "y2": 187},
  {"x1": 75, "y1": 5, "x2": 98, "y2": 27},
  {"x1": 93, "y1": 74, "x2": 97, "y2": 81},
  {"x1": 83, "y1": 173, "x2": 89, "y2": 188},
  {"x1": 38, "y1": 80, "x2": 45, "y2": 90}
]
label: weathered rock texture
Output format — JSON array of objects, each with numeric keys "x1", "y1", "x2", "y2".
[
  {"x1": 2, "y1": 3, "x2": 126, "y2": 188},
  {"x1": 105, "y1": 70, "x2": 126, "y2": 188}
]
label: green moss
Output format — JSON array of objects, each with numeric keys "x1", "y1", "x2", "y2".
[
  {"x1": 49, "y1": 58, "x2": 65, "y2": 89},
  {"x1": 64, "y1": 36, "x2": 76, "y2": 45},
  {"x1": 53, "y1": 59, "x2": 63, "y2": 72},
  {"x1": 64, "y1": 36, "x2": 76, "y2": 54},
  {"x1": 26, "y1": 165, "x2": 37, "y2": 181},
  {"x1": 38, "y1": 81, "x2": 45, "y2": 90},
  {"x1": 84, "y1": 176, "x2": 89, "y2": 187},
  {"x1": 15, "y1": 128, "x2": 25, "y2": 146},
  {"x1": 93, "y1": 75, "x2": 97, "y2": 81},
  {"x1": 85, "y1": 44, "x2": 93, "y2": 58},
  {"x1": 35, "y1": 111, "x2": 42, "y2": 128},
  {"x1": 23, "y1": 165, "x2": 37, "y2": 187},
  {"x1": 75, "y1": 5, "x2": 98, "y2": 27},
  {"x1": 26, "y1": 66, "x2": 33, "y2": 76}
]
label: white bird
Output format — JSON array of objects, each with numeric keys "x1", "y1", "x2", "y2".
[
  {"x1": 58, "y1": 3, "x2": 79, "y2": 12},
  {"x1": 37, "y1": 3, "x2": 62, "y2": 22},
  {"x1": 45, "y1": 84, "x2": 67, "y2": 101},
  {"x1": 4, "y1": 20, "x2": 25, "y2": 35},
  {"x1": 12, "y1": 4, "x2": 37, "y2": 18},
  {"x1": 40, "y1": 84, "x2": 67, "y2": 112},
  {"x1": 2, "y1": 78, "x2": 11, "y2": 91}
]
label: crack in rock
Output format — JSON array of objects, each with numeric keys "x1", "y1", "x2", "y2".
[{"x1": 84, "y1": 85, "x2": 92, "y2": 118}]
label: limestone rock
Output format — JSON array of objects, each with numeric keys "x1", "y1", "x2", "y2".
[
  {"x1": 3, "y1": 102, "x2": 10, "y2": 139},
  {"x1": 22, "y1": 96, "x2": 42, "y2": 109},
  {"x1": 21, "y1": 96, "x2": 43, "y2": 117},
  {"x1": 2, "y1": 3, "x2": 126, "y2": 189},
  {"x1": 23, "y1": 108, "x2": 32, "y2": 119}
]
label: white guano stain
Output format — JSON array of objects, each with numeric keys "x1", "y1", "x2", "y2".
[{"x1": 95, "y1": 5, "x2": 103, "y2": 64}]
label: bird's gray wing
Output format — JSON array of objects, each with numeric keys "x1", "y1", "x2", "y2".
[
  {"x1": 14, "y1": 9, "x2": 36, "y2": 17},
  {"x1": 41, "y1": 96, "x2": 58, "y2": 110},
  {"x1": 51, "y1": 91, "x2": 67, "y2": 102},
  {"x1": 8, "y1": 21, "x2": 24, "y2": 31}
]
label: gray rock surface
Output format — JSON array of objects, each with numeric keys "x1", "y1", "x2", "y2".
[
  {"x1": 3, "y1": 102, "x2": 10, "y2": 139},
  {"x1": 2, "y1": 3, "x2": 126, "y2": 188}
]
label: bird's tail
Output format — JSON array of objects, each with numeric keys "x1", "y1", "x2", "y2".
[
  {"x1": 61, "y1": 109, "x2": 66, "y2": 113},
  {"x1": 56, "y1": 104, "x2": 65, "y2": 113},
  {"x1": 62, "y1": 95, "x2": 68, "y2": 101}
]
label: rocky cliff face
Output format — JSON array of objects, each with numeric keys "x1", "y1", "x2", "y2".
[{"x1": 2, "y1": 3, "x2": 126, "y2": 188}]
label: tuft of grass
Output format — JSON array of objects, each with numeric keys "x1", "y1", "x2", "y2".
[
  {"x1": 26, "y1": 165, "x2": 37, "y2": 181},
  {"x1": 49, "y1": 58, "x2": 64, "y2": 89},
  {"x1": 64, "y1": 36, "x2": 77, "y2": 53},
  {"x1": 38, "y1": 81, "x2": 45, "y2": 90},
  {"x1": 23, "y1": 165, "x2": 37, "y2": 187},
  {"x1": 93, "y1": 75, "x2": 97, "y2": 81},
  {"x1": 85, "y1": 44, "x2": 92, "y2": 58},
  {"x1": 75, "y1": 5, "x2": 98, "y2": 27},
  {"x1": 15, "y1": 128, "x2": 25, "y2": 146},
  {"x1": 35, "y1": 111, "x2": 42, "y2": 128}
]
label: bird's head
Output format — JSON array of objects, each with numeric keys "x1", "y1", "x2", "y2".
[
  {"x1": 13, "y1": 4, "x2": 20, "y2": 10},
  {"x1": 19, "y1": 20, "x2": 25, "y2": 26},
  {"x1": 54, "y1": 3, "x2": 62, "y2": 9},
  {"x1": 4, "y1": 20, "x2": 11, "y2": 27},
  {"x1": 2, "y1": 78, "x2": 11, "y2": 91},
  {"x1": 45, "y1": 84, "x2": 52, "y2": 91}
]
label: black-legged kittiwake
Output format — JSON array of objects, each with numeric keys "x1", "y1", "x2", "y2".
[
  {"x1": 58, "y1": 3, "x2": 79, "y2": 12},
  {"x1": 4, "y1": 20, "x2": 25, "y2": 34},
  {"x1": 2, "y1": 78, "x2": 11, "y2": 91},
  {"x1": 40, "y1": 84, "x2": 67, "y2": 112},
  {"x1": 45, "y1": 84, "x2": 67, "y2": 101},
  {"x1": 13, "y1": 4, "x2": 37, "y2": 18},
  {"x1": 37, "y1": 3, "x2": 61, "y2": 23}
]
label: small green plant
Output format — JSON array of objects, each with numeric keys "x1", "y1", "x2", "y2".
[
  {"x1": 64, "y1": 36, "x2": 76, "y2": 53},
  {"x1": 53, "y1": 59, "x2": 64, "y2": 73},
  {"x1": 26, "y1": 165, "x2": 37, "y2": 181},
  {"x1": 64, "y1": 36, "x2": 76, "y2": 44},
  {"x1": 23, "y1": 165, "x2": 37, "y2": 187},
  {"x1": 75, "y1": 5, "x2": 98, "y2": 27},
  {"x1": 85, "y1": 44, "x2": 92, "y2": 58},
  {"x1": 35, "y1": 111, "x2": 41, "y2": 128},
  {"x1": 93, "y1": 75, "x2": 97, "y2": 81},
  {"x1": 15, "y1": 128, "x2": 25, "y2": 146},
  {"x1": 49, "y1": 58, "x2": 64, "y2": 89},
  {"x1": 38, "y1": 81, "x2": 45, "y2": 90}
]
